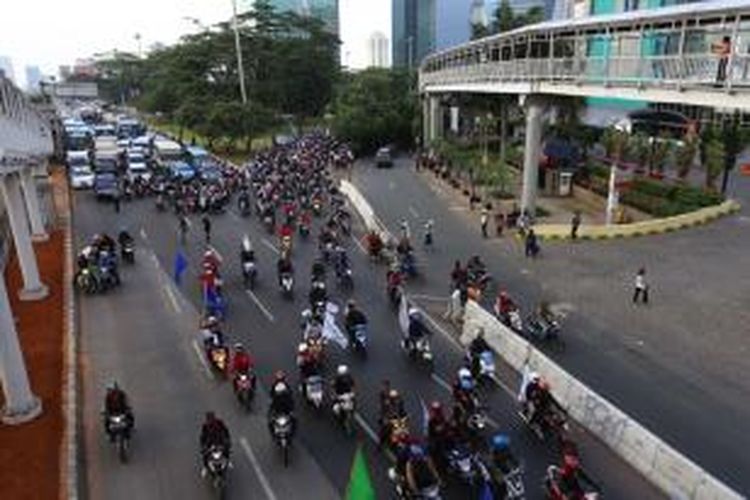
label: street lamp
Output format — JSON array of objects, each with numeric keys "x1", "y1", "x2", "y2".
[{"x1": 230, "y1": 0, "x2": 248, "y2": 105}]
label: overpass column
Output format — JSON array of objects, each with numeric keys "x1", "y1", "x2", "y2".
[
  {"x1": 0, "y1": 171, "x2": 49, "y2": 301},
  {"x1": 427, "y1": 95, "x2": 442, "y2": 145},
  {"x1": 0, "y1": 268, "x2": 43, "y2": 424},
  {"x1": 19, "y1": 167, "x2": 48, "y2": 242},
  {"x1": 520, "y1": 96, "x2": 545, "y2": 217}
]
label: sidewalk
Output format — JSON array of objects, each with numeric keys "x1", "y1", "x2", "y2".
[{"x1": 0, "y1": 230, "x2": 64, "y2": 500}]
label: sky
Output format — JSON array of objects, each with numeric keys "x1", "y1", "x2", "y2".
[{"x1": 0, "y1": 0, "x2": 237, "y2": 86}]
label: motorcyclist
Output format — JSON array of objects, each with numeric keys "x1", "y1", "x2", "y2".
[
  {"x1": 268, "y1": 371, "x2": 296, "y2": 436},
  {"x1": 488, "y1": 433, "x2": 521, "y2": 494},
  {"x1": 103, "y1": 381, "x2": 134, "y2": 439},
  {"x1": 405, "y1": 444, "x2": 441, "y2": 496},
  {"x1": 423, "y1": 219, "x2": 434, "y2": 247},
  {"x1": 524, "y1": 374, "x2": 564, "y2": 431},
  {"x1": 202, "y1": 248, "x2": 222, "y2": 274},
  {"x1": 237, "y1": 189, "x2": 250, "y2": 213},
  {"x1": 494, "y1": 290, "x2": 516, "y2": 318},
  {"x1": 452, "y1": 368, "x2": 478, "y2": 425},
  {"x1": 200, "y1": 316, "x2": 224, "y2": 350},
  {"x1": 468, "y1": 329, "x2": 492, "y2": 377},
  {"x1": 427, "y1": 401, "x2": 455, "y2": 465},
  {"x1": 118, "y1": 228, "x2": 134, "y2": 250},
  {"x1": 344, "y1": 300, "x2": 367, "y2": 344},
  {"x1": 308, "y1": 280, "x2": 327, "y2": 311},
  {"x1": 199, "y1": 411, "x2": 231, "y2": 472},
  {"x1": 386, "y1": 265, "x2": 404, "y2": 305},
  {"x1": 311, "y1": 258, "x2": 326, "y2": 282},
  {"x1": 331, "y1": 364, "x2": 355, "y2": 417},
  {"x1": 365, "y1": 230, "x2": 383, "y2": 257},
  {"x1": 277, "y1": 255, "x2": 294, "y2": 286},
  {"x1": 379, "y1": 383, "x2": 408, "y2": 446},
  {"x1": 334, "y1": 245, "x2": 350, "y2": 275},
  {"x1": 405, "y1": 307, "x2": 428, "y2": 353},
  {"x1": 240, "y1": 236, "x2": 255, "y2": 264},
  {"x1": 231, "y1": 343, "x2": 254, "y2": 375}
]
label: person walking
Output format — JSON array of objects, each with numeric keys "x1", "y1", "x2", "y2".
[
  {"x1": 202, "y1": 215, "x2": 212, "y2": 244},
  {"x1": 525, "y1": 229, "x2": 539, "y2": 258},
  {"x1": 179, "y1": 215, "x2": 190, "y2": 245},
  {"x1": 571, "y1": 211, "x2": 582, "y2": 240},
  {"x1": 113, "y1": 191, "x2": 121, "y2": 213},
  {"x1": 713, "y1": 35, "x2": 732, "y2": 85},
  {"x1": 495, "y1": 209, "x2": 505, "y2": 237},
  {"x1": 480, "y1": 206, "x2": 490, "y2": 238},
  {"x1": 633, "y1": 268, "x2": 649, "y2": 304}
]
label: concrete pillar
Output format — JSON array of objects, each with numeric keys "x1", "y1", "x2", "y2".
[
  {"x1": 422, "y1": 97, "x2": 432, "y2": 146},
  {"x1": 428, "y1": 95, "x2": 442, "y2": 145},
  {"x1": 19, "y1": 168, "x2": 48, "y2": 242},
  {"x1": 0, "y1": 173, "x2": 49, "y2": 301},
  {"x1": 520, "y1": 96, "x2": 545, "y2": 217},
  {"x1": 0, "y1": 272, "x2": 43, "y2": 424}
]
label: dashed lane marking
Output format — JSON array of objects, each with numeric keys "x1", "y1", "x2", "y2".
[
  {"x1": 261, "y1": 238, "x2": 279, "y2": 255},
  {"x1": 409, "y1": 206, "x2": 420, "y2": 219},
  {"x1": 354, "y1": 412, "x2": 379, "y2": 444},
  {"x1": 191, "y1": 340, "x2": 215, "y2": 380},
  {"x1": 240, "y1": 437, "x2": 279, "y2": 500},
  {"x1": 245, "y1": 289, "x2": 275, "y2": 322}
]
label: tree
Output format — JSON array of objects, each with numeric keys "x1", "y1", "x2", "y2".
[
  {"x1": 602, "y1": 126, "x2": 628, "y2": 161},
  {"x1": 649, "y1": 131, "x2": 672, "y2": 175},
  {"x1": 628, "y1": 132, "x2": 650, "y2": 173},
  {"x1": 675, "y1": 134, "x2": 698, "y2": 181},
  {"x1": 491, "y1": 0, "x2": 515, "y2": 34},
  {"x1": 705, "y1": 133, "x2": 725, "y2": 190},
  {"x1": 332, "y1": 69, "x2": 417, "y2": 154}
]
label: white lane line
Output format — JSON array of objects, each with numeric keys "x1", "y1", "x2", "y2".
[
  {"x1": 352, "y1": 235, "x2": 367, "y2": 255},
  {"x1": 164, "y1": 283, "x2": 182, "y2": 313},
  {"x1": 409, "y1": 293, "x2": 448, "y2": 302},
  {"x1": 240, "y1": 437, "x2": 279, "y2": 500},
  {"x1": 354, "y1": 412, "x2": 379, "y2": 444},
  {"x1": 245, "y1": 289, "x2": 275, "y2": 322},
  {"x1": 409, "y1": 206, "x2": 420, "y2": 219},
  {"x1": 261, "y1": 238, "x2": 279, "y2": 254},
  {"x1": 191, "y1": 340, "x2": 215, "y2": 380}
]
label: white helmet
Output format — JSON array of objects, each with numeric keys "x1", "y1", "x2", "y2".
[
  {"x1": 242, "y1": 235, "x2": 252, "y2": 252},
  {"x1": 408, "y1": 307, "x2": 420, "y2": 318},
  {"x1": 458, "y1": 367, "x2": 472, "y2": 380},
  {"x1": 337, "y1": 364, "x2": 349, "y2": 376},
  {"x1": 298, "y1": 342, "x2": 308, "y2": 354},
  {"x1": 530, "y1": 372, "x2": 540, "y2": 382}
]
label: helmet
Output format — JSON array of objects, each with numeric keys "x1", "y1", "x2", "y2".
[
  {"x1": 429, "y1": 401, "x2": 443, "y2": 416},
  {"x1": 298, "y1": 343, "x2": 308, "y2": 354},
  {"x1": 337, "y1": 364, "x2": 349, "y2": 376},
  {"x1": 206, "y1": 316, "x2": 218, "y2": 326},
  {"x1": 388, "y1": 389, "x2": 399, "y2": 399},
  {"x1": 458, "y1": 367, "x2": 472, "y2": 380},
  {"x1": 408, "y1": 307, "x2": 420, "y2": 319},
  {"x1": 347, "y1": 299, "x2": 356, "y2": 309},
  {"x1": 499, "y1": 290, "x2": 508, "y2": 298},
  {"x1": 234, "y1": 343, "x2": 244, "y2": 351},
  {"x1": 491, "y1": 433, "x2": 510, "y2": 452},
  {"x1": 107, "y1": 381, "x2": 119, "y2": 391},
  {"x1": 530, "y1": 372, "x2": 540, "y2": 383},
  {"x1": 205, "y1": 411, "x2": 216, "y2": 421},
  {"x1": 274, "y1": 370, "x2": 286, "y2": 382},
  {"x1": 204, "y1": 250, "x2": 213, "y2": 259}
]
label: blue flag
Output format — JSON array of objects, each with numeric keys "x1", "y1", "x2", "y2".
[
  {"x1": 173, "y1": 250, "x2": 188, "y2": 285},
  {"x1": 204, "y1": 285, "x2": 225, "y2": 318}
]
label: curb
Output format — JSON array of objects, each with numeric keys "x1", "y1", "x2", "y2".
[
  {"x1": 58, "y1": 170, "x2": 79, "y2": 500},
  {"x1": 532, "y1": 200, "x2": 741, "y2": 242}
]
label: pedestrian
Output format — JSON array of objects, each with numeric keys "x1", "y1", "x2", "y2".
[
  {"x1": 495, "y1": 209, "x2": 505, "y2": 237},
  {"x1": 525, "y1": 229, "x2": 539, "y2": 258},
  {"x1": 713, "y1": 35, "x2": 732, "y2": 84},
  {"x1": 113, "y1": 192, "x2": 121, "y2": 213},
  {"x1": 571, "y1": 211, "x2": 582, "y2": 240},
  {"x1": 633, "y1": 267, "x2": 649, "y2": 304},
  {"x1": 399, "y1": 218, "x2": 410, "y2": 240},
  {"x1": 179, "y1": 215, "x2": 190, "y2": 245},
  {"x1": 444, "y1": 287, "x2": 463, "y2": 323},
  {"x1": 480, "y1": 205, "x2": 490, "y2": 238},
  {"x1": 202, "y1": 215, "x2": 211, "y2": 244}
]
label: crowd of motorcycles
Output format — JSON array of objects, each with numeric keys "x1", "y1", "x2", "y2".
[{"x1": 89, "y1": 132, "x2": 601, "y2": 499}]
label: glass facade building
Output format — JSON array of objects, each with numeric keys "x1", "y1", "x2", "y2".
[
  {"x1": 392, "y1": 0, "x2": 437, "y2": 68},
  {"x1": 249, "y1": 0, "x2": 339, "y2": 34}
]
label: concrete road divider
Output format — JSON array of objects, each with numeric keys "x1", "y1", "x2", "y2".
[
  {"x1": 340, "y1": 180, "x2": 393, "y2": 241},
  {"x1": 462, "y1": 300, "x2": 743, "y2": 500}
]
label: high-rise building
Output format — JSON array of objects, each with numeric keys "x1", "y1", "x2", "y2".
[
  {"x1": 339, "y1": 0, "x2": 392, "y2": 69},
  {"x1": 488, "y1": 0, "x2": 556, "y2": 20},
  {"x1": 368, "y1": 32, "x2": 391, "y2": 67},
  {"x1": 25, "y1": 66, "x2": 43, "y2": 93},
  {"x1": 392, "y1": 0, "x2": 437, "y2": 68},
  {"x1": 0, "y1": 56, "x2": 15, "y2": 83},
  {"x1": 251, "y1": 0, "x2": 339, "y2": 33}
]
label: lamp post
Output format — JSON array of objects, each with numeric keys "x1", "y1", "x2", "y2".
[{"x1": 230, "y1": 0, "x2": 248, "y2": 105}]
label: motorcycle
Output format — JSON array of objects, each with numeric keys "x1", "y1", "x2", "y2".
[
  {"x1": 281, "y1": 235, "x2": 293, "y2": 255},
  {"x1": 519, "y1": 401, "x2": 569, "y2": 443},
  {"x1": 280, "y1": 272, "x2": 294, "y2": 298},
  {"x1": 525, "y1": 313, "x2": 564, "y2": 351},
  {"x1": 445, "y1": 446, "x2": 490, "y2": 486},
  {"x1": 271, "y1": 413, "x2": 294, "y2": 467},
  {"x1": 312, "y1": 199, "x2": 322, "y2": 216},
  {"x1": 402, "y1": 336, "x2": 433, "y2": 370},
  {"x1": 121, "y1": 242, "x2": 135, "y2": 264},
  {"x1": 388, "y1": 467, "x2": 442, "y2": 499},
  {"x1": 155, "y1": 194, "x2": 165, "y2": 212},
  {"x1": 544, "y1": 465, "x2": 600, "y2": 500},
  {"x1": 263, "y1": 214, "x2": 275, "y2": 234},
  {"x1": 104, "y1": 412, "x2": 131, "y2": 463},
  {"x1": 332, "y1": 392, "x2": 356, "y2": 435},
  {"x1": 242, "y1": 260, "x2": 257, "y2": 289},
  {"x1": 75, "y1": 268, "x2": 98, "y2": 294},
  {"x1": 203, "y1": 444, "x2": 230, "y2": 495},
  {"x1": 336, "y1": 264, "x2": 354, "y2": 290},
  {"x1": 467, "y1": 350, "x2": 496, "y2": 382},
  {"x1": 299, "y1": 223, "x2": 310, "y2": 239},
  {"x1": 349, "y1": 324, "x2": 367, "y2": 356},
  {"x1": 388, "y1": 283, "x2": 403, "y2": 310},
  {"x1": 400, "y1": 252, "x2": 417, "y2": 279},
  {"x1": 234, "y1": 372, "x2": 256, "y2": 411},
  {"x1": 304, "y1": 375, "x2": 325, "y2": 410},
  {"x1": 238, "y1": 197, "x2": 251, "y2": 217}
]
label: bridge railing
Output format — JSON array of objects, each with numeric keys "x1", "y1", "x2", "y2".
[
  {"x1": 420, "y1": 2, "x2": 750, "y2": 94},
  {"x1": 0, "y1": 75, "x2": 53, "y2": 160}
]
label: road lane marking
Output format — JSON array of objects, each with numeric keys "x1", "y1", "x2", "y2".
[
  {"x1": 164, "y1": 283, "x2": 182, "y2": 313},
  {"x1": 352, "y1": 235, "x2": 367, "y2": 255},
  {"x1": 409, "y1": 293, "x2": 448, "y2": 302},
  {"x1": 191, "y1": 340, "x2": 215, "y2": 380},
  {"x1": 245, "y1": 289, "x2": 275, "y2": 322},
  {"x1": 261, "y1": 238, "x2": 279, "y2": 254},
  {"x1": 409, "y1": 206, "x2": 420, "y2": 219},
  {"x1": 354, "y1": 412, "x2": 379, "y2": 444},
  {"x1": 240, "y1": 437, "x2": 278, "y2": 500}
]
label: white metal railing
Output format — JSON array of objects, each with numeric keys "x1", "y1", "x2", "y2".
[
  {"x1": 0, "y1": 75, "x2": 53, "y2": 166},
  {"x1": 420, "y1": 1, "x2": 750, "y2": 96}
]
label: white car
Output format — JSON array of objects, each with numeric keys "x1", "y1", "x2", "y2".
[
  {"x1": 70, "y1": 165, "x2": 95, "y2": 189},
  {"x1": 117, "y1": 138, "x2": 131, "y2": 151},
  {"x1": 127, "y1": 163, "x2": 151, "y2": 183}
]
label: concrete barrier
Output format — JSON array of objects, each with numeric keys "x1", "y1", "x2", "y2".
[
  {"x1": 533, "y1": 200, "x2": 741, "y2": 241},
  {"x1": 340, "y1": 180, "x2": 393, "y2": 241},
  {"x1": 462, "y1": 300, "x2": 743, "y2": 500}
]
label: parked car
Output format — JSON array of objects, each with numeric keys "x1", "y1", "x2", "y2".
[
  {"x1": 375, "y1": 147, "x2": 393, "y2": 168},
  {"x1": 94, "y1": 172, "x2": 120, "y2": 199},
  {"x1": 70, "y1": 165, "x2": 95, "y2": 189}
]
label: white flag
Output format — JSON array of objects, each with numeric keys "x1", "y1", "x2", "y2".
[
  {"x1": 398, "y1": 295, "x2": 410, "y2": 337},
  {"x1": 518, "y1": 363, "x2": 531, "y2": 403},
  {"x1": 322, "y1": 301, "x2": 348, "y2": 349}
]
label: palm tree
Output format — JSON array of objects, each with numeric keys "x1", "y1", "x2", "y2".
[
  {"x1": 705, "y1": 135, "x2": 725, "y2": 190},
  {"x1": 675, "y1": 134, "x2": 698, "y2": 181},
  {"x1": 628, "y1": 132, "x2": 650, "y2": 174}
]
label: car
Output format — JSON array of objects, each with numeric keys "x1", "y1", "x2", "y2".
[
  {"x1": 200, "y1": 165, "x2": 223, "y2": 183},
  {"x1": 127, "y1": 163, "x2": 151, "y2": 183},
  {"x1": 94, "y1": 157, "x2": 119, "y2": 174},
  {"x1": 70, "y1": 165, "x2": 95, "y2": 189},
  {"x1": 375, "y1": 147, "x2": 393, "y2": 168},
  {"x1": 93, "y1": 172, "x2": 120, "y2": 199},
  {"x1": 66, "y1": 150, "x2": 91, "y2": 169},
  {"x1": 169, "y1": 161, "x2": 196, "y2": 180}
]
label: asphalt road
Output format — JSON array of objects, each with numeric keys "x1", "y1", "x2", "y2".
[
  {"x1": 75, "y1": 177, "x2": 661, "y2": 499},
  {"x1": 352, "y1": 156, "x2": 749, "y2": 494}
]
